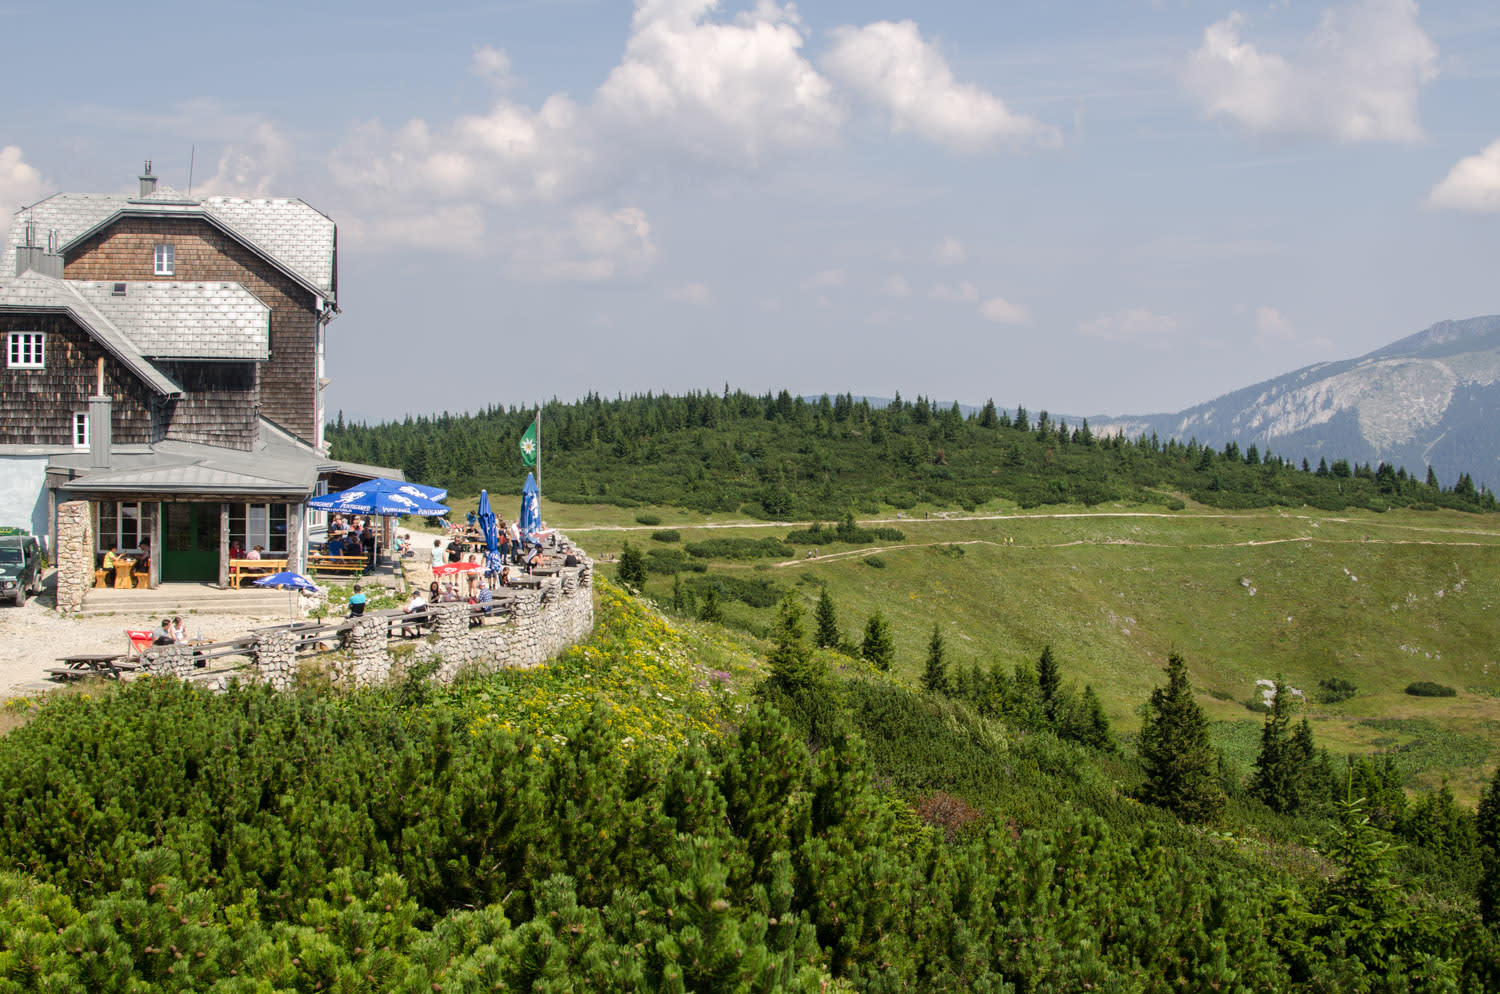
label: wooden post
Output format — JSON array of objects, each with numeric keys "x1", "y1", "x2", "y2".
[{"x1": 218, "y1": 503, "x2": 230, "y2": 588}]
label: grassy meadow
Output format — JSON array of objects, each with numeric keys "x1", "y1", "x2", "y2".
[{"x1": 544, "y1": 498, "x2": 1500, "y2": 801}]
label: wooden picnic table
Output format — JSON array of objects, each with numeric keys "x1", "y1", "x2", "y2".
[{"x1": 47, "y1": 654, "x2": 137, "y2": 681}]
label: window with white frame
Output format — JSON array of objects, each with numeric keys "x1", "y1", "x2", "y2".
[
  {"x1": 72, "y1": 412, "x2": 89, "y2": 449},
  {"x1": 227, "y1": 502, "x2": 289, "y2": 556},
  {"x1": 7, "y1": 332, "x2": 44, "y2": 368},
  {"x1": 96, "y1": 501, "x2": 144, "y2": 552},
  {"x1": 153, "y1": 243, "x2": 175, "y2": 276}
]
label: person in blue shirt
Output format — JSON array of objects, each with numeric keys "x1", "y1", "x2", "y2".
[
  {"x1": 347, "y1": 584, "x2": 367, "y2": 617},
  {"x1": 328, "y1": 534, "x2": 344, "y2": 557}
]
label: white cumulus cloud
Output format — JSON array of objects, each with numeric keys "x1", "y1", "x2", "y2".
[
  {"x1": 1078, "y1": 308, "x2": 1179, "y2": 345},
  {"x1": 979, "y1": 296, "x2": 1029, "y2": 325},
  {"x1": 0, "y1": 146, "x2": 45, "y2": 213},
  {"x1": 823, "y1": 20, "x2": 1060, "y2": 151},
  {"x1": 1255, "y1": 305, "x2": 1295, "y2": 344},
  {"x1": 1182, "y1": 0, "x2": 1436, "y2": 143},
  {"x1": 506, "y1": 205, "x2": 658, "y2": 281},
  {"x1": 882, "y1": 274, "x2": 911, "y2": 297},
  {"x1": 1427, "y1": 138, "x2": 1500, "y2": 212},
  {"x1": 196, "y1": 121, "x2": 292, "y2": 197},
  {"x1": 595, "y1": 0, "x2": 840, "y2": 164},
  {"x1": 935, "y1": 235, "x2": 966, "y2": 265},
  {"x1": 930, "y1": 281, "x2": 978, "y2": 302},
  {"x1": 472, "y1": 45, "x2": 516, "y2": 89},
  {"x1": 666, "y1": 281, "x2": 714, "y2": 303}
]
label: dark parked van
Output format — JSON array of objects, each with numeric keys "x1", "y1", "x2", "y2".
[{"x1": 0, "y1": 533, "x2": 43, "y2": 606}]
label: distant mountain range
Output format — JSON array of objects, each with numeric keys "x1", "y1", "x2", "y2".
[{"x1": 1093, "y1": 316, "x2": 1500, "y2": 492}]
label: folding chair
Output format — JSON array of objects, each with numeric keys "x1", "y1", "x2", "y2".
[{"x1": 125, "y1": 629, "x2": 154, "y2": 662}]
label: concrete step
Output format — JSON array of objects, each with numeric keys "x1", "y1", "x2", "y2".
[{"x1": 76, "y1": 584, "x2": 290, "y2": 618}]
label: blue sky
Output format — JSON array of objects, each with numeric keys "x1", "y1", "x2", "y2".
[{"x1": 4, "y1": 0, "x2": 1499, "y2": 423}]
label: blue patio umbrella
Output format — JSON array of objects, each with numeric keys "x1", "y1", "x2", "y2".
[
  {"x1": 361, "y1": 477, "x2": 448, "y2": 502},
  {"x1": 308, "y1": 479, "x2": 449, "y2": 517},
  {"x1": 253, "y1": 570, "x2": 320, "y2": 625},
  {"x1": 476, "y1": 489, "x2": 503, "y2": 576},
  {"x1": 519, "y1": 473, "x2": 541, "y2": 542}
]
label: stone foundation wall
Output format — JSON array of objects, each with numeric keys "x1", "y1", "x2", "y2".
[
  {"x1": 246, "y1": 559, "x2": 594, "y2": 691},
  {"x1": 55, "y1": 500, "x2": 93, "y2": 614}
]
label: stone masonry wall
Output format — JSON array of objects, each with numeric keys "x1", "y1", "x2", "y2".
[
  {"x1": 247, "y1": 558, "x2": 594, "y2": 691},
  {"x1": 54, "y1": 500, "x2": 93, "y2": 614}
]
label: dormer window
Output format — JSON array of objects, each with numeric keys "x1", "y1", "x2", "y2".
[
  {"x1": 7, "y1": 332, "x2": 44, "y2": 369},
  {"x1": 153, "y1": 243, "x2": 175, "y2": 276},
  {"x1": 112, "y1": 282, "x2": 127, "y2": 296}
]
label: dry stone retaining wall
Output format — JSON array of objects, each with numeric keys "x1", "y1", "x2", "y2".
[
  {"x1": 55, "y1": 500, "x2": 93, "y2": 614},
  {"x1": 249, "y1": 559, "x2": 594, "y2": 691}
]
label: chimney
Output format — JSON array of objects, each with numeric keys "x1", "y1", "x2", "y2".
[
  {"x1": 89, "y1": 359, "x2": 112, "y2": 469},
  {"x1": 138, "y1": 160, "x2": 157, "y2": 198}
]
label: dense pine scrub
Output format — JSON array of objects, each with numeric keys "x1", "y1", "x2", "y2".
[{"x1": 326, "y1": 389, "x2": 1499, "y2": 514}]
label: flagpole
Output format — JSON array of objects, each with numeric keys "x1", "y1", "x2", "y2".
[{"x1": 535, "y1": 410, "x2": 541, "y2": 498}]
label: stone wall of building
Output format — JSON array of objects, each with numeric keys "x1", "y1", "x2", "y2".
[
  {"x1": 54, "y1": 500, "x2": 93, "y2": 614},
  {"x1": 246, "y1": 559, "x2": 594, "y2": 691}
]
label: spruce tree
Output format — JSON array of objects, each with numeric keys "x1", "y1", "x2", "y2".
[
  {"x1": 813, "y1": 587, "x2": 841, "y2": 649},
  {"x1": 616, "y1": 542, "x2": 646, "y2": 590},
  {"x1": 921, "y1": 624, "x2": 947, "y2": 695},
  {"x1": 1079, "y1": 685, "x2": 1114, "y2": 751},
  {"x1": 699, "y1": 585, "x2": 722, "y2": 622},
  {"x1": 1250, "y1": 678, "x2": 1299, "y2": 813},
  {"x1": 860, "y1": 610, "x2": 894, "y2": 672},
  {"x1": 767, "y1": 592, "x2": 824, "y2": 696},
  {"x1": 1139, "y1": 653, "x2": 1225, "y2": 824},
  {"x1": 1037, "y1": 644, "x2": 1061, "y2": 717},
  {"x1": 1479, "y1": 765, "x2": 1500, "y2": 927}
]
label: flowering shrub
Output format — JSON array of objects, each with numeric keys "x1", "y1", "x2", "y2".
[{"x1": 437, "y1": 579, "x2": 742, "y2": 755}]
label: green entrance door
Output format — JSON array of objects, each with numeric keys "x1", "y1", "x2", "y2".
[{"x1": 162, "y1": 503, "x2": 221, "y2": 582}]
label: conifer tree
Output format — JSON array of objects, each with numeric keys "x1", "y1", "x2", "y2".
[
  {"x1": 699, "y1": 585, "x2": 722, "y2": 622},
  {"x1": 860, "y1": 610, "x2": 894, "y2": 671},
  {"x1": 767, "y1": 592, "x2": 824, "y2": 696},
  {"x1": 1078, "y1": 685, "x2": 1114, "y2": 751},
  {"x1": 1139, "y1": 653, "x2": 1225, "y2": 824},
  {"x1": 616, "y1": 543, "x2": 646, "y2": 590},
  {"x1": 921, "y1": 624, "x2": 947, "y2": 695},
  {"x1": 1037, "y1": 644, "x2": 1061, "y2": 716},
  {"x1": 813, "y1": 587, "x2": 841, "y2": 649},
  {"x1": 1479, "y1": 765, "x2": 1500, "y2": 927},
  {"x1": 1250, "y1": 678, "x2": 1306, "y2": 814}
]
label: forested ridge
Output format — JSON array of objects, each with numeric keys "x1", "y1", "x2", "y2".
[
  {"x1": 3, "y1": 586, "x2": 1500, "y2": 991},
  {"x1": 327, "y1": 390, "x2": 1498, "y2": 515}
]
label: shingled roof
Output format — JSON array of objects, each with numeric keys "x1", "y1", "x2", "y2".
[
  {"x1": 69, "y1": 280, "x2": 270, "y2": 360},
  {"x1": 3, "y1": 184, "x2": 337, "y2": 298},
  {"x1": 0, "y1": 272, "x2": 181, "y2": 395}
]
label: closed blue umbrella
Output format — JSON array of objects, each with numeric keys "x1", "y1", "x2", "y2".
[
  {"x1": 519, "y1": 473, "x2": 541, "y2": 541},
  {"x1": 253, "y1": 570, "x2": 319, "y2": 625},
  {"x1": 476, "y1": 489, "x2": 503, "y2": 576}
]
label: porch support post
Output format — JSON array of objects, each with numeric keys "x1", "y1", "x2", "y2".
[
  {"x1": 218, "y1": 503, "x2": 230, "y2": 588},
  {"x1": 286, "y1": 501, "x2": 303, "y2": 572}
]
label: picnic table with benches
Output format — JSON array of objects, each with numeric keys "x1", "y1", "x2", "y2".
[
  {"x1": 229, "y1": 558, "x2": 288, "y2": 588},
  {"x1": 307, "y1": 553, "x2": 369, "y2": 577},
  {"x1": 46, "y1": 654, "x2": 138, "y2": 681}
]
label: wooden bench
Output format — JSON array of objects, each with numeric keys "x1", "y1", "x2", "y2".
[
  {"x1": 229, "y1": 558, "x2": 288, "y2": 589},
  {"x1": 307, "y1": 554, "x2": 369, "y2": 577}
]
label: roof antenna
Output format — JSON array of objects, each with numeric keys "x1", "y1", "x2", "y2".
[{"x1": 187, "y1": 145, "x2": 195, "y2": 196}]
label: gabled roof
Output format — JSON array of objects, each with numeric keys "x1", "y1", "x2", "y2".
[
  {"x1": 0, "y1": 272, "x2": 180, "y2": 395},
  {"x1": 50, "y1": 419, "x2": 324, "y2": 496},
  {"x1": 3, "y1": 185, "x2": 336, "y2": 299},
  {"x1": 69, "y1": 280, "x2": 270, "y2": 360}
]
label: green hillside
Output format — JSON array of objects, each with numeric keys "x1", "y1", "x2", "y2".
[{"x1": 518, "y1": 501, "x2": 1500, "y2": 802}]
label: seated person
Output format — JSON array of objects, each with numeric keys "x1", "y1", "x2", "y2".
[
  {"x1": 344, "y1": 536, "x2": 363, "y2": 558},
  {"x1": 229, "y1": 540, "x2": 242, "y2": 561},
  {"x1": 399, "y1": 533, "x2": 414, "y2": 557},
  {"x1": 136, "y1": 541, "x2": 152, "y2": 582},
  {"x1": 347, "y1": 584, "x2": 367, "y2": 617},
  {"x1": 400, "y1": 590, "x2": 428, "y2": 637},
  {"x1": 328, "y1": 534, "x2": 344, "y2": 557},
  {"x1": 246, "y1": 545, "x2": 263, "y2": 561},
  {"x1": 526, "y1": 547, "x2": 547, "y2": 572},
  {"x1": 169, "y1": 616, "x2": 187, "y2": 643},
  {"x1": 497, "y1": 566, "x2": 511, "y2": 588},
  {"x1": 102, "y1": 544, "x2": 119, "y2": 571},
  {"x1": 470, "y1": 582, "x2": 493, "y2": 627},
  {"x1": 152, "y1": 618, "x2": 174, "y2": 646},
  {"x1": 563, "y1": 551, "x2": 580, "y2": 568},
  {"x1": 428, "y1": 581, "x2": 441, "y2": 606}
]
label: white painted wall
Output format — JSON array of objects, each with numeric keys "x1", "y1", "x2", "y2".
[{"x1": 0, "y1": 455, "x2": 49, "y2": 547}]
